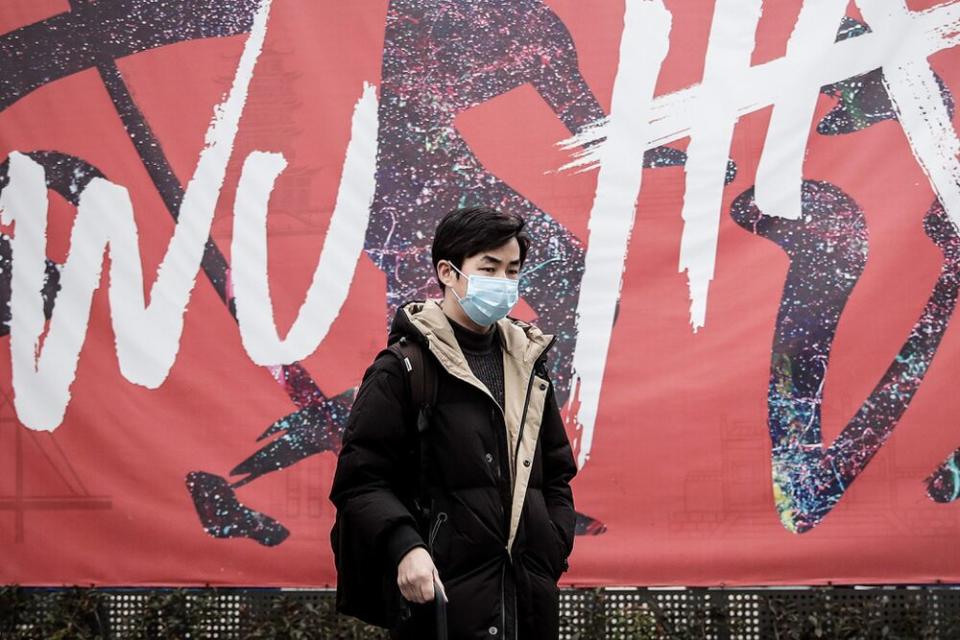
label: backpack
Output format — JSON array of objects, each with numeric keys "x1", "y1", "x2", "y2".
[{"x1": 331, "y1": 336, "x2": 438, "y2": 629}]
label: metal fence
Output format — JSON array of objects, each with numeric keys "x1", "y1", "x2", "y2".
[{"x1": 4, "y1": 585, "x2": 960, "y2": 639}]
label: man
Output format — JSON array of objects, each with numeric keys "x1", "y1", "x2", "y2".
[{"x1": 330, "y1": 206, "x2": 577, "y2": 639}]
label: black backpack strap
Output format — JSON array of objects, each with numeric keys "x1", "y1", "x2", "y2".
[
  {"x1": 388, "y1": 336, "x2": 438, "y2": 431},
  {"x1": 385, "y1": 336, "x2": 438, "y2": 522}
]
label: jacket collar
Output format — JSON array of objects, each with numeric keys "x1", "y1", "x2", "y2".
[{"x1": 396, "y1": 299, "x2": 554, "y2": 369}]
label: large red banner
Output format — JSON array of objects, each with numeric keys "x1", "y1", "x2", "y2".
[{"x1": 2, "y1": 0, "x2": 960, "y2": 587}]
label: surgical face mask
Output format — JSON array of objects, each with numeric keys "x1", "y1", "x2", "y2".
[{"x1": 446, "y1": 262, "x2": 520, "y2": 326}]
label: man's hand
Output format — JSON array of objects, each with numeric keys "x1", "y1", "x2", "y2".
[{"x1": 397, "y1": 547, "x2": 446, "y2": 603}]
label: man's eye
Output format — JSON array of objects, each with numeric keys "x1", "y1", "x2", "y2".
[{"x1": 482, "y1": 268, "x2": 495, "y2": 272}]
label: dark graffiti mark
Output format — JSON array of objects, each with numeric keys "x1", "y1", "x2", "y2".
[
  {"x1": 818, "y1": 17, "x2": 955, "y2": 136},
  {"x1": 0, "y1": 0, "x2": 260, "y2": 112},
  {"x1": 575, "y1": 516, "x2": 608, "y2": 536},
  {"x1": 816, "y1": 16, "x2": 960, "y2": 511},
  {"x1": 927, "y1": 449, "x2": 960, "y2": 503},
  {"x1": 731, "y1": 182, "x2": 960, "y2": 532},
  {"x1": 368, "y1": 0, "x2": 697, "y2": 406},
  {"x1": 186, "y1": 471, "x2": 289, "y2": 546},
  {"x1": 232, "y1": 402, "x2": 354, "y2": 487}
]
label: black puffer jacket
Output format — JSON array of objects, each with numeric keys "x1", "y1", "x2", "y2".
[{"x1": 330, "y1": 300, "x2": 577, "y2": 639}]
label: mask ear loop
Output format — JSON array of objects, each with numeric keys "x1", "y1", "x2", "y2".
[{"x1": 445, "y1": 261, "x2": 470, "y2": 303}]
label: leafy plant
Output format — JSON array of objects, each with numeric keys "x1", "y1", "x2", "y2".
[
  {"x1": 764, "y1": 589, "x2": 954, "y2": 640},
  {"x1": 118, "y1": 588, "x2": 223, "y2": 639},
  {"x1": 239, "y1": 593, "x2": 388, "y2": 640},
  {"x1": 0, "y1": 586, "x2": 108, "y2": 640}
]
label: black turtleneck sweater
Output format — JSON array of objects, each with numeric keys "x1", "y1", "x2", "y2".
[{"x1": 449, "y1": 319, "x2": 505, "y2": 410}]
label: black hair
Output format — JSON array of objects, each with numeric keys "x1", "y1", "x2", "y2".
[{"x1": 431, "y1": 206, "x2": 530, "y2": 291}]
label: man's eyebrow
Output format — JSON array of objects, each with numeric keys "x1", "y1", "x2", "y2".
[{"x1": 480, "y1": 255, "x2": 521, "y2": 265}]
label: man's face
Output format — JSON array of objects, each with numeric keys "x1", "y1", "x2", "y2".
[{"x1": 439, "y1": 237, "x2": 522, "y2": 299}]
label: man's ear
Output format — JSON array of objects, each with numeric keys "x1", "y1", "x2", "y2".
[{"x1": 437, "y1": 260, "x2": 458, "y2": 289}]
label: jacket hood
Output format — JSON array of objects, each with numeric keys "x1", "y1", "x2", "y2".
[{"x1": 388, "y1": 299, "x2": 554, "y2": 364}]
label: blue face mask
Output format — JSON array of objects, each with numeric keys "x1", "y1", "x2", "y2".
[{"x1": 448, "y1": 262, "x2": 520, "y2": 326}]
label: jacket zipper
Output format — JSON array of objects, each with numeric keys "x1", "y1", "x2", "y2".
[
  {"x1": 514, "y1": 587, "x2": 518, "y2": 640},
  {"x1": 500, "y1": 563, "x2": 506, "y2": 639},
  {"x1": 428, "y1": 511, "x2": 448, "y2": 553}
]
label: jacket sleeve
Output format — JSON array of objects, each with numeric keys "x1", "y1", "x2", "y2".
[
  {"x1": 329, "y1": 353, "x2": 426, "y2": 570},
  {"x1": 539, "y1": 378, "x2": 578, "y2": 559}
]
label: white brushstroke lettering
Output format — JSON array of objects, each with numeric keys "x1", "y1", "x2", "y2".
[
  {"x1": 566, "y1": 0, "x2": 671, "y2": 468},
  {"x1": 232, "y1": 83, "x2": 378, "y2": 366}
]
